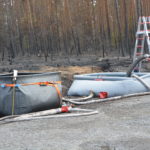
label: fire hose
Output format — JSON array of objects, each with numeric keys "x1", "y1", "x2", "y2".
[
  {"x1": 0, "y1": 106, "x2": 98, "y2": 124},
  {"x1": 126, "y1": 54, "x2": 150, "y2": 77}
]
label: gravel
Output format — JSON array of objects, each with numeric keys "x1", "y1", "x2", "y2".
[{"x1": 0, "y1": 95, "x2": 150, "y2": 150}]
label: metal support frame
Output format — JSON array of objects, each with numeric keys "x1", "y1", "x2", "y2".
[{"x1": 133, "y1": 16, "x2": 150, "y2": 72}]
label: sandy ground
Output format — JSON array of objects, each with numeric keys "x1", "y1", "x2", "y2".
[{"x1": 0, "y1": 95, "x2": 150, "y2": 150}]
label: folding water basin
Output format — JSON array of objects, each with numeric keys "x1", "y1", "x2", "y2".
[
  {"x1": 68, "y1": 72, "x2": 150, "y2": 97},
  {"x1": 0, "y1": 72, "x2": 62, "y2": 115}
]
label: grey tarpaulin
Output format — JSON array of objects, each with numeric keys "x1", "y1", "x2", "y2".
[{"x1": 0, "y1": 72, "x2": 62, "y2": 115}]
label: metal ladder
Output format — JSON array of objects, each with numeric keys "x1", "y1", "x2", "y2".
[{"x1": 133, "y1": 16, "x2": 150, "y2": 72}]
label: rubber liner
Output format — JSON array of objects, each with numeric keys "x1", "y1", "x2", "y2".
[
  {"x1": 0, "y1": 72, "x2": 62, "y2": 115},
  {"x1": 73, "y1": 72, "x2": 148, "y2": 81}
]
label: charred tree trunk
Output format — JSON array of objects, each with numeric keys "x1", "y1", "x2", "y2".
[{"x1": 114, "y1": 0, "x2": 125, "y2": 57}]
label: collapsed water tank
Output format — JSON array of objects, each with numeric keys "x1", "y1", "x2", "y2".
[
  {"x1": 68, "y1": 72, "x2": 150, "y2": 97},
  {"x1": 0, "y1": 72, "x2": 62, "y2": 115}
]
